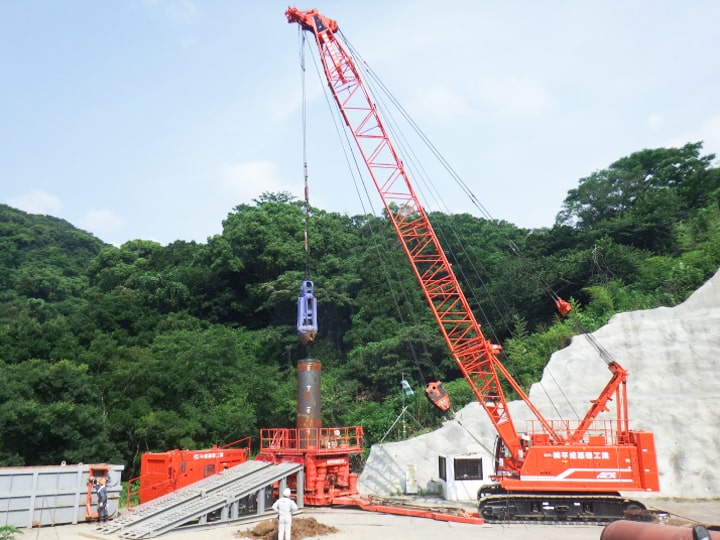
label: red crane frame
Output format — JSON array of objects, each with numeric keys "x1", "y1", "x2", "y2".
[{"x1": 286, "y1": 7, "x2": 658, "y2": 493}]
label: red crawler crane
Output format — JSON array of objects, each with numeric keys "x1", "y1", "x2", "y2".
[{"x1": 286, "y1": 7, "x2": 659, "y2": 522}]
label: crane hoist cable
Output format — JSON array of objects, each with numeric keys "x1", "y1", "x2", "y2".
[
  {"x1": 349, "y1": 39, "x2": 584, "y2": 330},
  {"x1": 344, "y1": 37, "x2": 570, "y2": 319},
  {"x1": 342, "y1": 33, "x2": 614, "y2": 423},
  {"x1": 303, "y1": 32, "x2": 434, "y2": 388},
  {"x1": 301, "y1": 29, "x2": 311, "y2": 282},
  {"x1": 335, "y1": 37, "x2": 524, "y2": 388},
  {"x1": 296, "y1": 29, "x2": 317, "y2": 344},
  {"x1": 342, "y1": 37, "x2": 520, "y2": 347}
]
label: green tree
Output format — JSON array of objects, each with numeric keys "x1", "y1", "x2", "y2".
[
  {"x1": 556, "y1": 142, "x2": 715, "y2": 253},
  {"x1": 0, "y1": 524, "x2": 22, "y2": 540},
  {"x1": 0, "y1": 359, "x2": 119, "y2": 466}
]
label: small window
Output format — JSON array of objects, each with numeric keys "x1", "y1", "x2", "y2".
[
  {"x1": 438, "y1": 456, "x2": 447, "y2": 481},
  {"x1": 454, "y1": 458, "x2": 482, "y2": 481}
]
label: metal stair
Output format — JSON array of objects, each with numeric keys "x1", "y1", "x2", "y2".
[{"x1": 99, "y1": 460, "x2": 303, "y2": 538}]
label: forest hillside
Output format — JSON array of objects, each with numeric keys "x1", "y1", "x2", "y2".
[{"x1": 0, "y1": 142, "x2": 718, "y2": 480}]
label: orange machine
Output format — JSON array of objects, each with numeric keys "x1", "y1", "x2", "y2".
[
  {"x1": 286, "y1": 7, "x2": 659, "y2": 522},
  {"x1": 256, "y1": 425, "x2": 364, "y2": 505},
  {"x1": 127, "y1": 360, "x2": 364, "y2": 510},
  {"x1": 127, "y1": 438, "x2": 251, "y2": 505},
  {"x1": 256, "y1": 358, "x2": 364, "y2": 505}
]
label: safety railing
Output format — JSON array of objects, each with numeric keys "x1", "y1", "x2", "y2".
[
  {"x1": 526, "y1": 419, "x2": 619, "y2": 445},
  {"x1": 259, "y1": 426, "x2": 364, "y2": 454}
]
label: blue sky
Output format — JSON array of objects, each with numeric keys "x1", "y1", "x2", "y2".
[{"x1": 2, "y1": 1, "x2": 719, "y2": 246}]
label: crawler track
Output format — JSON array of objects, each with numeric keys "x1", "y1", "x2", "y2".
[{"x1": 478, "y1": 491, "x2": 649, "y2": 524}]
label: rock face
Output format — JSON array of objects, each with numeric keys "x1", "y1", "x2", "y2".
[{"x1": 358, "y1": 268, "x2": 720, "y2": 500}]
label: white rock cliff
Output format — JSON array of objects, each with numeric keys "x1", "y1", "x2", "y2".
[{"x1": 359, "y1": 268, "x2": 720, "y2": 499}]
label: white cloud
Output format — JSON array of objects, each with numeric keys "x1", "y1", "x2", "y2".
[
  {"x1": 697, "y1": 115, "x2": 720, "y2": 162},
  {"x1": 648, "y1": 113, "x2": 664, "y2": 130},
  {"x1": 75, "y1": 210, "x2": 126, "y2": 246},
  {"x1": 78, "y1": 209, "x2": 124, "y2": 233},
  {"x1": 663, "y1": 114, "x2": 720, "y2": 163},
  {"x1": 7, "y1": 189, "x2": 62, "y2": 215},
  {"x1": 407, "y1": 85, "x2": 473, "y2": 122},
  {"x1": 142, "y1": 0, "x2": 197, "y2": 24},
  {"x1": 220, "y1": 160, "x2": 298, "y2": 202},
  {"x1": 477, "y1": 75, "x2": 551, "y2": 117}
]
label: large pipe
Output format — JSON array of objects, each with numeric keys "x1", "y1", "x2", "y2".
[
  {"x1": 601, "y1": 520, "x2": 719, "y2": 540},
  {"x1": 297, "y1": 358, "x2": 321, "y2": 448}
]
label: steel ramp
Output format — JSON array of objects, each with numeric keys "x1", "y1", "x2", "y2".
[
  {"x1": 98, "y1": 460, "x2": 271, "y2": 535},
  {"x1": 118, "y1": 461, "x2": 303, "y2": 539},
  {"x1": 105, "y1": 461, "x2": 303, "y2": 538}
]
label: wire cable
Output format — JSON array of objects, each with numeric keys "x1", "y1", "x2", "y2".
[
  {"x1": 303, "y1": 37, "x2": 433, "y2": 387},
  {"x1": 299, "y1": 29, "x2": 311, "y2": 280},
  {"x1": 343, "y1": 33, "x2": 622, "y2": 413}
]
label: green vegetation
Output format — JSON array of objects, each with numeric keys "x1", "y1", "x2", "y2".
[
  {"x1": 0, "y1": 525, "x2": 22, "y2": 540},
  {"x1": 0, "y1": 143, "x2": 718, "y2": 478}
]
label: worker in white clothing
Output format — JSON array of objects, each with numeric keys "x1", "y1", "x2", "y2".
[{"x1": 272, "y1": 487, "x2": 298, "y2": 540}]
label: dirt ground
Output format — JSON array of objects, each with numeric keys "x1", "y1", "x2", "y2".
[
  {"x1": 18, "y1": 498, "x2": 720, "y2": 540},
  {"x1": 228, "y1": 500, "x2": 720, "y2": 540},
  {"x1": 235, "y1": 517, "x2": 338, "y2": 540}
]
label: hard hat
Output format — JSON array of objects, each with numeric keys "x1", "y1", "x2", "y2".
[{"x1": 283, "y1": 488, "x2": 291, "y2": 497}]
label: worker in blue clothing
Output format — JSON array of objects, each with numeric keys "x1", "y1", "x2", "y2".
[{"x1": 95, "y1": 476, "x2": 109, "y2": 526}]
